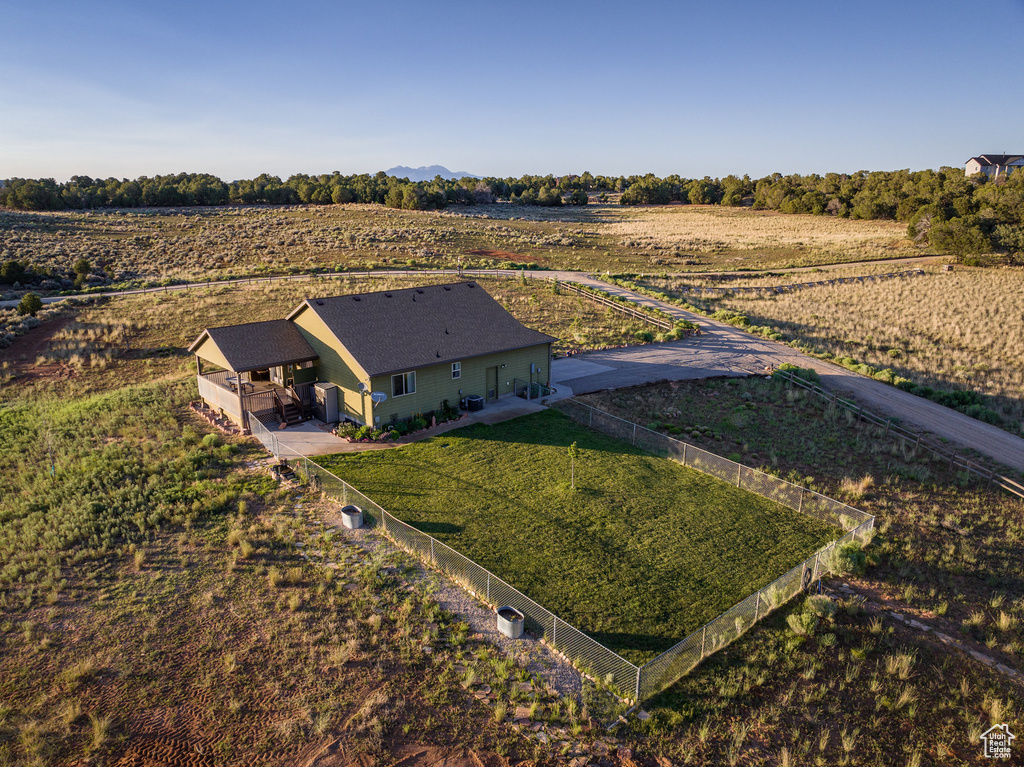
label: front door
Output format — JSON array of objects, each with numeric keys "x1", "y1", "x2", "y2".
[{"x1": 486, "y1": 366, "x2": 498, "y2": 401}]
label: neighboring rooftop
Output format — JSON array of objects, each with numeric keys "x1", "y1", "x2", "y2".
[
  {"x1": 188, "y1": 319, "x2": 318, "y2": 372},
  {"x1": 289, "y1": 282, "x2": 556, "y2": 377},
  {"x1": 966, "y1": 154, "x2": 1023, "y2": 166}
]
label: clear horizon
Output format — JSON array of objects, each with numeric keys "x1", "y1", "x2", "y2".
[{"x1": 3, "y1": 1, "x2": 1022, "y2": 182}]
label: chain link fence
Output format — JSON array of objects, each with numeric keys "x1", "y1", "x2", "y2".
[
  {"x1": 246, "y1": 405, "x2": 873, "y2": 703},
  {"x1": 555, "y1": 399, "x2": 873, "y2": 532}
]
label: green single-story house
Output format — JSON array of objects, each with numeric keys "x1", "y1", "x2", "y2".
[{"x1": 188, "y1": 281, "x2": 555, "y2": 432}]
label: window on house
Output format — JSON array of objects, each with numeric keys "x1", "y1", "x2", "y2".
[
  {"x1": 451, "y1": 361, "x2": 461, "y2": 379},
  {"x1": 392, "y1": 371, "x2": 416, "y2": 397}
]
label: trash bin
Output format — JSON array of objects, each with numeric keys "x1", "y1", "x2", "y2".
[
  {"x1": 466, "y1": 394, "x2": 484, "y2": 412},
  {"x1": 496, "y1": 606, "x2": 524, "y2": 638},
  {"x1": 340, "y1": 505, "x2": 363, "y2": 530}
]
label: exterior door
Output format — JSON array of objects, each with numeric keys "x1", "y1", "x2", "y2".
[{"x1": 486, "y1": 366, "x2": 498, "y2": 401}]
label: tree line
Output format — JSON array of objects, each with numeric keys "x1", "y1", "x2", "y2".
[{"x1": 1, "y1": 167, "x2": 1021, "y2": 257}]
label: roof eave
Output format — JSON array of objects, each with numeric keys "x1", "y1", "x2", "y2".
[{"x1": 227, "y1": 353, "x2": 320, "y2": 373}]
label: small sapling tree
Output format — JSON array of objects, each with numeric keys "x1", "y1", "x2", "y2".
[
  {"x1": 568, "y1": 440, "x2": 578, "y2": 490},
  {"x1": 17, "y1": 292, "x2": 43, "y2": 317}
]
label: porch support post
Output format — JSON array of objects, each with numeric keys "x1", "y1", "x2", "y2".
[
  {"x1": 235, "y1": 369, "x2": 249, "y2": 434},
  {"x1": 196, "y1": 355, "x2": 203, "y2": 376}
]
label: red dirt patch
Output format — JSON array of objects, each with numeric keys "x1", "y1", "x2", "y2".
[{"x1": 0, "y1": 315, "x2": 77, "y2": 383}]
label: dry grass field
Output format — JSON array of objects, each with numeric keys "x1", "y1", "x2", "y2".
[
  {"x1": 700, "y1": 269, "x2": 1024, "y2": 430},
  {"x1": 605, "y1": 205, "x2": 926, "y2": 270},
  {"x1": 0, "y1": 275, "x2": 654, "y2": 399},
  {"x1": 1, "y1": 203, "x2": 935, "y2": 293},
  {"x1": 584, "y1": 378, "x2": 1022, "y2": 766},
  {"x1": 638, "y1": 262, "x2": 940, "y2": 293}
]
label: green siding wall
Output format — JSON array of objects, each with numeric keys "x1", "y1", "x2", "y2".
[
  {"x1": 292, "y1": 306, "x2": 550, "y2": 426},
  {"x1": 368, "y1": 344, "x2": 551, "y2": 425},
  {"x1": 291, "y1": 309, "x2": 372, "y2": 424}
]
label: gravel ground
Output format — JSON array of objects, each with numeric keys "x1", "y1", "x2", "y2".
[{"x1": 310, "y1": 496, "x2": 584, "y2": 699}]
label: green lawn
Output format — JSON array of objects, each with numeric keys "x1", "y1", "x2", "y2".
[{"x1": 318, "y1": 409, "x2": 839, "y2": 662}]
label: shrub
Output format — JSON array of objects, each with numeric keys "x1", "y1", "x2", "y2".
[
  {"x1": 787, "y1": 611, "x2": 819, "y2": 636},
  {"x1": 774, "y1": 363, "x2": 820, "y2": 385},
  {"x1": 201, "y1": 433, "x2": 223, "y2": 449},
  {"x1": 335, "y1": 421, "x2": 359, "y2": 438},
  {"x1": 804, "y1": 594, "x2": 838, "y2": 620},
  {"x1": 829, "y1": 541, "x2": 867, "y2": 575},
  {"x1": 17, "y1": 292, "x2": 43, "y2": 317}
]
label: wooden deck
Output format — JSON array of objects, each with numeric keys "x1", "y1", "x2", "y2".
[{"x1": 197, "y1": 372, "x2": 315, "y2": 428}]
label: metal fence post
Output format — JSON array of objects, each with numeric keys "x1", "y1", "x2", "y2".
[
  {"x1": 632, "y1": 423, "x2": 637, "y2": 445},
  {"x1": 798, "y1": 488, "x2": 804, "y2": 514},
  {"x1": 682, "y1": 442, "x2": 687, "y2": 465},
  {"x1": 700, "y1": 626, "x2": 707, "y2": 659},
  {"x1": 430, "y1": 538, "x2": 435, "y2": 564},
  {"x1": 635, "y1": 668, "x2": 641, "y2": 704},
  {"x1": 754, "y1": 591, "x2": 761, "y2": 623},
  {"x1": 486, "y1": 572, "x2": 491, "y2": 603},
  {"x1": 553, "y1": 616, "x2": 557, "y2": 646},
  {"x1": 737, "y1": 464, "x2": 742, "y2": 487}
]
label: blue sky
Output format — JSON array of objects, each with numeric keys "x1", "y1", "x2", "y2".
[{"x1": 2, "y1": 0, "x2": 1022, "y2": 180}]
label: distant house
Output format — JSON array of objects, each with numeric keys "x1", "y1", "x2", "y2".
[
  {"x1": 965, "y1": 154, "x2": 1024, "y2": 179},
  {"x1": 188, "y1": 282, "x2": 555, "y2": 432}
]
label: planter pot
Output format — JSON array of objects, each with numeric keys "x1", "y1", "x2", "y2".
[
  {"x1": 340, "y1": 505, "x2": 363, "y2": 530},
  {"x1": 496, "y1": 606, "x2": 525, "y2": 638}
]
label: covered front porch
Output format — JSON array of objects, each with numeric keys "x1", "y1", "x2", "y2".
[{"x1": 188, "y1": 319, "x2": 320, "y2": 434}]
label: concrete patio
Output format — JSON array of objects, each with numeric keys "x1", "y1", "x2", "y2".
[{"x1": 266, "y1": 391, "x2": 557, "y2": 459}]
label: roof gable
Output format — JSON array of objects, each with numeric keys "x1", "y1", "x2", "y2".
[
  {"x1": 188, "y1": 319, "x2": 318, "y2": 372},
  {"x1": 291, "y1": 282, "x2": 555, "y2": 377}
]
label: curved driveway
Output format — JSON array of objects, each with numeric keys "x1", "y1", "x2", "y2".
[
  {"x1": 556, "y1": 274, "x2": 1024, "y2": 474},
  {"x1": 5, "y1": 266, "x2": 1023, "y2": 473}
]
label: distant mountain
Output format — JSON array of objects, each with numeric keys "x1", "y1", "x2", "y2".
[{"x1": 384, "y1": 165, "x2": 478, "y2": 182}]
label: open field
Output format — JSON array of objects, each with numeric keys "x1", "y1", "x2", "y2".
[
  {"x1": 603, "y1": 205, "x2": 926, "y2": 270},
  {"x1": 0, "y1": 346, "x2": 1021, "y2": 763},
  {"x1": 0, "y1": 275, "x2": 654, "y2": 398},
  {"x1": 1, "y1": 202, "x2": 934, "y2": 293},
  {"x1": 0, "y1": 381, "x2": 590, "y2": 766},
  {"x1": 634, "y1": 262, "x2": 940, "y2": 292},
  {"x1": 584, "y1": 378, "x2": 1023, "y2": 765},
  {"x1": 649, "y1": 268, "x2": 1024, "y2": 433},
  {"x1": 316, "y1": 409, "x2": 839, "y2": 663}
]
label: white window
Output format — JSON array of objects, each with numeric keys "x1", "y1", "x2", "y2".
[
  {"x1": 451, "y1": 361, "x2": 462, "y2": 379},
  {"x1": 392, "y1": 371, "x2": 416, "y2": 397}
]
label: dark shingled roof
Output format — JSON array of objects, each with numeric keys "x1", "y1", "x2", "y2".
[
  {"x1": 188, "y1": 319, "x2": 318, "y2": 372},
  {"x1": 289, "y1": 282, "x2": 556, "y2": 377},
  {"x1": 968, "y1": 154, "x2": 1024, "y2": 166}
]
